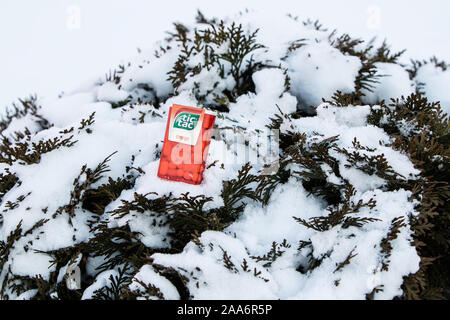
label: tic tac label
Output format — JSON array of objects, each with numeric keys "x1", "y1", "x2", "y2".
[{"x1": 168, "y1": 105, "x2": 205, "y2": 146}]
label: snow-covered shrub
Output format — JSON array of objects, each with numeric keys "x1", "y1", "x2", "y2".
[
  {"x1": 407, "y1": 56, "x2": 450, "y2": 116},
  {"x1": 0, "y1": 10, "x2": 448, "y2": 300}
]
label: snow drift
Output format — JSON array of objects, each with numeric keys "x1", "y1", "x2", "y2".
[{"x1": 0, "y1": 10, "x2": 448, "y2": 300}]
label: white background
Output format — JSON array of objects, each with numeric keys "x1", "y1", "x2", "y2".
[{"x1": 1, "y1": 0, "x2": 449, "y2": 109}]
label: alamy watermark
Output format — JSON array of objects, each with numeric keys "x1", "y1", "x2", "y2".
[
  {"x1": 66, "y1": 5, "x2": 81, "y2": 30},
  {"x1": 366, "y1": 5, "x2": 381, "y2": 30},
  {"x1": 168, "y1": 127, "x2": 280, "y2": 176},
  {"x1": 65, "y1": 265, "x2": 81, "y2": 290}
]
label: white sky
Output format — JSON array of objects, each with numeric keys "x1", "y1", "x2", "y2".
[{"x1": 1, "y1": 0, "x2": 449, "y2": 109}]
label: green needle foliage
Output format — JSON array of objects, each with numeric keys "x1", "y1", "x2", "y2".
[
  {"x1": 0, "y1": 11, "x2": 448, "y2": 301},
  {"x1": 367, "y1": 93, "x2": 449, "y2": 299},
  {"x1": 167, "y1": 19, "x2": 266, "y2": 110}
]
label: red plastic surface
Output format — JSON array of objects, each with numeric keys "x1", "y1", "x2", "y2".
[{"x1": 157, "y1": 107, "x2": 215, "y2": 185}]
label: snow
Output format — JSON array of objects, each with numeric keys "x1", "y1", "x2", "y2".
[
  {"x1": 315, "y1": 103, "x2": 371, "y2": 127},
  {"x1": 39, "y1": 92, "x2": 101, "y2": 128},
  {"x1": 108, "y1": 196, "x2": 172, "y2": 249},
  {"x1": 226, "y1": 179, "x2": 324, "y2": 256},
  {"x1": 0, "y1": 10, "x2": 427, "y2": 300},
  {"x1": 10, "y1": 251, "x2": 56, "y2": 281},
  {"x1": 96, "y1": 82, "x2": 130, "y2": 103},
  {"x1": 120, "y1": 49, "x2": 178, "y2": 98},
  {"x1": 224, "y1": 103, "x2": 419, "y2": 299},
  {"x1": 228, "y1": 68, "x2": 297, "y2": 130},
  {"x1": 338, "y1": 167, "x2": 385, "y2": 193},
  {"x1": 1, "y1": 119, "x2": 165, "y2": 238},
  {"x1": 285, "y1": 190, "x2": 419, "y2": 300},
  {"x1": 361, "y1": 62, "x2": 414, "y2": 105},
  {"x1": 286, "y1": 41, "x2": 361, "y2": 108},
  {"x1": 81, "y1": 269, "x2": 119, "y2": 300},
  {"x1": 415, "y1": 63, "x2": 450, "y2": 115},
  {"x1": 310, "y1": 227, "x2": 340, "y2": 259},
  {"x1": 129, "y1": 265, "x2": 180, "y2": 300},
  {"x1": 146, "y1": 101, "x2": 420, "y2": 300},
  {"x1": 151, "y1": 231, "x2": 279, "y2": 299},
  {"x1": 3, "y1": 1, "x2": 450, "y2": 111},
  {"x1": 17, "y1": 289, "x2": 38, "y2": 300},
  {"x1": 85, "y1": 255, "x2": 108, "y2": 278},
  {"x1": 293, "y1": 104, "x2": 420, "y2": 181},
  {"x1": 1, "y1": 115, "x2": 43, "y2": 140}
]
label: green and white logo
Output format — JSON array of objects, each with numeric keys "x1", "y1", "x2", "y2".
[{"x1": 173, "y1": 112, "x2": 200, "y2": 130}]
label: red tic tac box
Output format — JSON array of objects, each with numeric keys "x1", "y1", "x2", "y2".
[{"x1": 157, "y1": 104, "x2": 216, "y2": 185}]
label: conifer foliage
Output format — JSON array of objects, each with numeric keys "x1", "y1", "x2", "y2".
[{"x1": 0, "y1": 10, "x2": 448, "y2": 300}]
